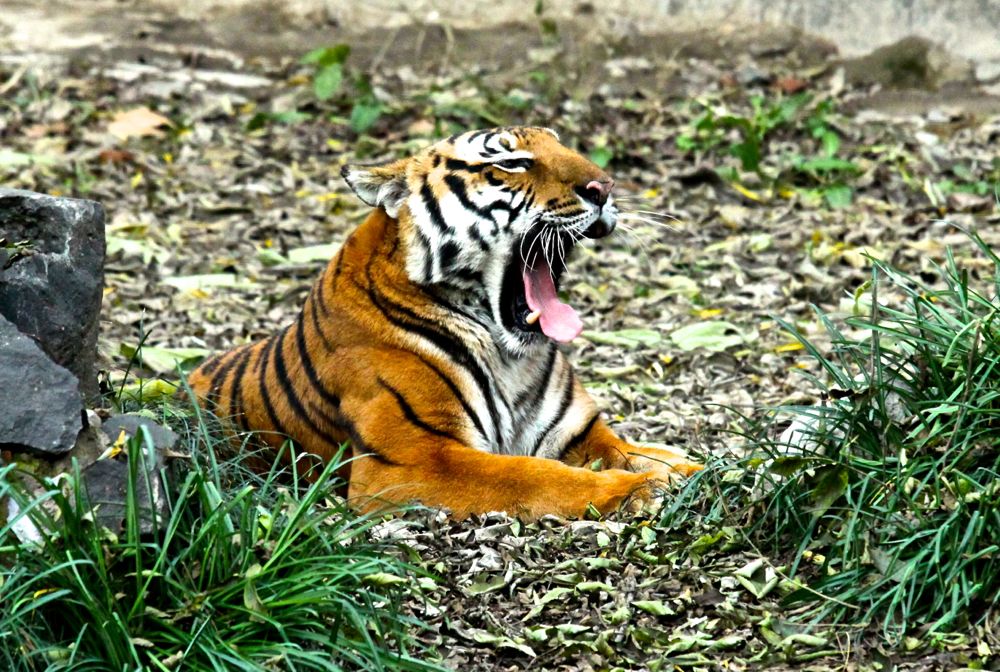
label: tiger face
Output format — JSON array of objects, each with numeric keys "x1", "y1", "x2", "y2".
[{"x1": 342, "y1": 127, "x2": 617, "y2": 352}]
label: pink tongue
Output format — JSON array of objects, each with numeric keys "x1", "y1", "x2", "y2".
[{"x1": 523, "y1": 260, "x2": 583, "y2": 343}]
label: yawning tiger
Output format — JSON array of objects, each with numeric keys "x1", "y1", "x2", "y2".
[{"x1": 188, "y1": 126, "x2": 701, "y2": 519}]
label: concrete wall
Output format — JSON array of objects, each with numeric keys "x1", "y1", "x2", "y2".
[{"x1": 164, "y1": 0, "x2": 1000, "y2": 71}]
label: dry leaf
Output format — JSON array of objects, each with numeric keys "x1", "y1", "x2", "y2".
[{"x1": 107, "y1": 107, "x2": 172, "y2": 140}]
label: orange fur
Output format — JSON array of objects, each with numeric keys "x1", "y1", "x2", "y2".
[{"x1": 188, "y1": 127, "x2": 701, "y2": 520}]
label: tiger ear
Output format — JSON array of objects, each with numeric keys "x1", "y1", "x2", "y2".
[{"x1": 341, "y1": 159, "x2": 410, "y2": 217}]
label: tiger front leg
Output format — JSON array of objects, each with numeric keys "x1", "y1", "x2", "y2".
[
  {"x1": 347, "y1": 446, "x2": 655, "y2": 520},
  {"x1": 341, "y1": 388, "x2": 653, "y2": 520},
  {"x1": 560, "y1": 416, "x2": 703, "y2": 484}
]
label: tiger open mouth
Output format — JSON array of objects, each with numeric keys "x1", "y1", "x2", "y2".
[{"x1": 500, "y1": 229, "x2": 580, "y2": 343}]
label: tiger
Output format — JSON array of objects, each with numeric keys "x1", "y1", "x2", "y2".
[{"x1": 187, "y1": 126, "x2": 702, "y2": 520}]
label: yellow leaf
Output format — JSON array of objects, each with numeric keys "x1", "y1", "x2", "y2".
[
  {"x1": 641, "y1": 188, "x2": 659, "y2": 199},
  {"x1": 107, "y1": 107, "x2": 172, "y2": 140},
  {"x1": 130, "y1": 171, "x2": 143, "y2": 188},
  {"x1": 730, "y1": 182, "x2": 765, "y2": 202},
  {"x1": 695, "y1": 308, "x2": 724, "y2": 318},
  {"x1": 774, "y1": 342, "x2": 805, "y2": 353},
  {"x1": 33, "y1": 588, "x2": 58, "y2": 599},
  {"x1": 98, "y1": 429, "x2": 128, "y2": 460},
  {"x1": 294, "y1": 188, "x2": 311, "y2": 198}
]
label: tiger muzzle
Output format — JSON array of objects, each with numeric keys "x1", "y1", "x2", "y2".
[{"x1": 582, "y1": 218, "x2": 615, "y2": 239}]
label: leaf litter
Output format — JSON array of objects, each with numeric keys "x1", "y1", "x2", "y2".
[{"x1": 2, "y1": 15, "x2": 999, "y2": 670}]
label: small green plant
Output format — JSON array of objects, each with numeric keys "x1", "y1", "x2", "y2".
[
  {"x1": 301, "y1": 44, "x2": 383, "y2": 134},
  {"x1": 926, "y1": 159, "x2": 1000, "y2": 208},
  {"x1": 676, "y1": 94, "x2": 861, "y2": 207},
  {"x1": 302, "y1": 44, "x2": 352, "y2": 102},
  {"x1": 534, "y1": 0, "x2": 559, "y2": 44},
  {"x1": 0, "y1": 412, "x2": 442, "y2": 670},
  {"x1": 661, "y1": 229, "x2": 1000, "y2": 639}
]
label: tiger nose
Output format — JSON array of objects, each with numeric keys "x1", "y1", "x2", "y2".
[{"x1": 576, "y1": 178, "x2": 614, "y2": 207}]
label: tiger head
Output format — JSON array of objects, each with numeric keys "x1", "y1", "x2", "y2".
[{"x1": 342, "y1": 126, "x2": 617, "y2": 352}]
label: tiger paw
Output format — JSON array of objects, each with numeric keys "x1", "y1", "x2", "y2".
[{"x1": 624, "y1": 445, "x2": 701, "y2": 483}]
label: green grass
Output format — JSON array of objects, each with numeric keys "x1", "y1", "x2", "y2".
[
  {"x1": 0, "y1": 408, "x2": 443, "y2": 671},
  {"x1": 661, "y1": 228, "x2": 1000, "y2": 641}
]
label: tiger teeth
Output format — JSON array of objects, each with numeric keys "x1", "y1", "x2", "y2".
[{"x1": 525, "y1": 310, "x2": 542, "y2": 325}]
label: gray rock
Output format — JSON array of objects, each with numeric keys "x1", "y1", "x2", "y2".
[
  {"x1": 82, "y1": 414, "x2": 176, "y2": 534},
  {"x1": 100, "y1": 414, "x2": 178, "y2": 452},
  {"x1": 0, "y1": 188, "x2": 105, "y2": 402},
  {"x1": 735, "y1": 65, "x2": 772, "y2": 87},
  {"x1": 0, "y1": 314, "x2": 82, "y2": 456},
  {"x1": 841, "y1": 36, "x2": 975, "y2": 90}
]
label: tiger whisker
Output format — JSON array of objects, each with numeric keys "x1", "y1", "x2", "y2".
[
  {"x1": 618, "y1": 212, "x2": 680, "y2": 232},
  {"x1": 624, "y1": 209, "x2": 680, "y2": 221},
  {"x1": 612, "y1": 221, "x2": 655, "y2": 260},
  {"x1": 519, "y1": 219, "x2": 544, "y2": 270}
]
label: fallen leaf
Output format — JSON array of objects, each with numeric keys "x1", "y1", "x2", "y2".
[
  {"x1": 107, "y1": 107, "x2": 172, "y2": 140},
  {"x1": 670, "y1": 321, "x2": 746, "y2": 351}
]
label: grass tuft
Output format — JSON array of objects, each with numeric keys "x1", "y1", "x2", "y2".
[
  {"x1": 661, "y1": 228, "x2": 1000, "y2": 640},
  {"x1": 0, "y1": 411, "x2": 443, "y2": 671}
]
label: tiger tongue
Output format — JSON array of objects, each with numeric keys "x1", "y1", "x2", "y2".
[{"x1": 522, "y1": 260, "x2": 583, "y2": 343}]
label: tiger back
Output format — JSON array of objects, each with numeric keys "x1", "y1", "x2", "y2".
[{"x1": 187, "y1": 126, "x2": 701, "y2": 520}]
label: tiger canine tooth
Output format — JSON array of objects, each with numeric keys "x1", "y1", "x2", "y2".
[{"x1": 525, "y1": 310, "x2": 542, "y2": 325}]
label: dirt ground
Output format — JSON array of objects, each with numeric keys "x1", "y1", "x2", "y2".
[{"x1": 2, "y1": 1, "x2": 999, "y2": 669}]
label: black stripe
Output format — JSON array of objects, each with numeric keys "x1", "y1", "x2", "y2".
[
  {"x1": 363, "y1": 258, "x2": 506, "y2": 448},
  {"x1": 415, "y1": 352, "x2": 489, "y2": 444},
  {"x1": 445, "y1": 158, "x2": 487, "y2": 173},
  {"x1": 497, "y1": 158, "x2": 533, "y2": 170},
  {"x1": 227, "y1": 345, "x2": 255, "y2": 431},
  {"x1": 371, "y1": 293, "x2": 505, "y2": 443},
  {"x1": 271, "y1": 322, "x2": 343, "y2": 447},
  {"x1": 467, "y1": 222, "x2": 490, "y2": 250},
  {"x1": 411, "y1": 226, "x2": 434, "y2": 282},
  {"x1": 420, "y1": 180, "x2": 448, "y2": 233},
  {"x1": 445, "y1": 172, "x2": 519, "y2": 230},
  {"x1": 314, "y1": 265, "x2": 332, "y2": 318},
  {"x1": 257, "y1": 333, "x2": 292, "y2": 438},
  {"x1": 295, "y1": 309, "x2": 341, "y2": 411},
  {"x1": 378, "y1": 377, "x2": 462, "y2": 443},
  {"x1": 557, "y1": 413, "x2": 600, "y2": 461},
  {"x1": 516, "y1": 344, "x2": 557, "y2": 409},
  {"x1": 208, "y1": 351, "x2": 241, "y2": 398},
  {"x1": 451, "y1": 266, "x2": 483, "y2": 284},
  {"x1": 439, "y1": 240, "x2": 460, "y2": 269},
  {"x1": 444, "y1": 174, "x2": 494, "y2": 219},
  {"x1": 469, "y1": 129, "x2": 490, "y2": 142},
  {"x1": 200, "y1": 355, "x2": 222, "y2": 376},
  {"x1": 307, "y1": 289, "x2": 336, "y2": 352},
  {"x1": 331, "y1": 414, "x2": 399, "y2": 466},
  {"x1": 331, "y1": 249, "x2": 345, "y2": 288},
  {"x1": 531, "y1": 366, "x2": 575, "y2": 456}
]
